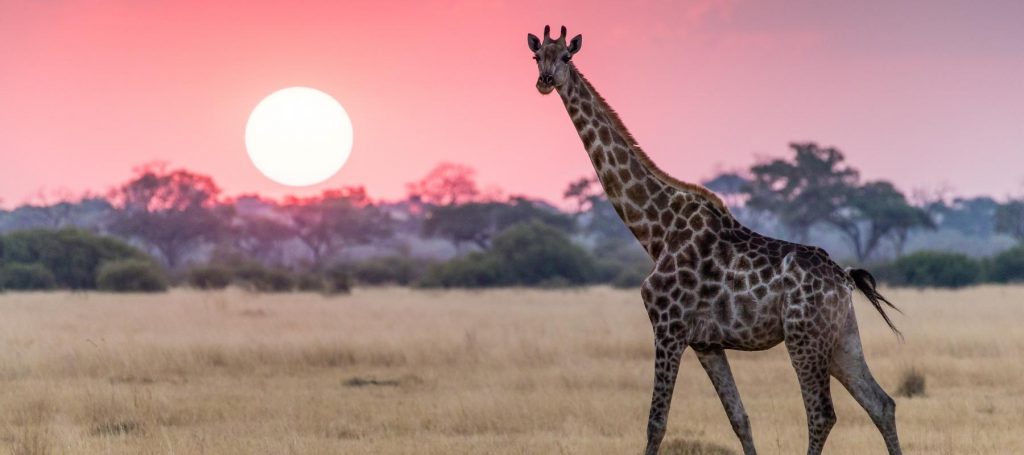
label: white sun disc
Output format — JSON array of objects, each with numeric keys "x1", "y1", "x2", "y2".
[{"x1": 245, "y1": 87, "x2": 353, "y2": 186}]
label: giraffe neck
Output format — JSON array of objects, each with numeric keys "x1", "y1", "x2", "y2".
[{"x1": 556, "y1": 64, "x2": 729, "y2": 254}]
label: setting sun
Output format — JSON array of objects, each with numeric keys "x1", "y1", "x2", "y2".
[{"x1": 244, "y1": 87, "x2": 353, "y2": 187}]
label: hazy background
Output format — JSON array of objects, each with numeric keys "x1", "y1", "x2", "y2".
[{"x1": 3, "y1": 0, "x2": 1024, "y2": 206}]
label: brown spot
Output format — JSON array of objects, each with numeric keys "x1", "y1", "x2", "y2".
[
  {"x1": 580, "y1": 102, "x2": 593, "y2": 117},
  {"x1": 613, "y1": 147, "x2": 629, "y2": 165},
  {"x1": 714, "y1": 296, "x2": 732, "y2": 324},
  {"x1": 625, "y1": 184, "x2": 650, "y2": 206},
  {"x1": 677, "y1": 270, "x2": 698, "y2": 288},
  {"x1": 598, "y1": 126, "x2": 612, "y2": 145},
  {"x1": 618, "y1": 167, "x2": 632, "y2": 182},
  {"x1": 690, "y1": 214, "x2": 705, "y2": 230}
]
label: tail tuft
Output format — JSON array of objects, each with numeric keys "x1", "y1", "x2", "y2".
[{"x1": 848, "y1": 268, "x2": 904, "y2": 341}]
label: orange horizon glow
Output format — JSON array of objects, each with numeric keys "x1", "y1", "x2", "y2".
[{"x1": 2, "y1": 1, "x2": 1023, "y2": 208}]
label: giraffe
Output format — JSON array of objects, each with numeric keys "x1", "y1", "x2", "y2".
[{"x1": 527, "y1": 26, "x2": 903, "y2": 455}]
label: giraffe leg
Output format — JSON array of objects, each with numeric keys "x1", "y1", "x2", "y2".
[
  {"x1": 785, "y1": 335, "x2": 837, "y2": 455},
  {"x1": 644, "y1": 335, "x2": 686, "y2": 455},
  {"x1": 830, "y1": 315, "x2": 902, "y2": 454},
  {"x1": 696, "y1": 349, "x2": 757, "y2": 455}
]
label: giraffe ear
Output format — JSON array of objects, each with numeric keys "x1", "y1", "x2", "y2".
[
  {"x1": 568, "y1": 34, "x2": 583, "y2": 55},
  {"x1": 527, "y1": 33, "x2": 541, "y2": 52}
]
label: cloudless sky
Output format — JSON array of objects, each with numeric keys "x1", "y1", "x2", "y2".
[{"x1": 2, "y1": 0, "x2": 1023, "y2": 207}]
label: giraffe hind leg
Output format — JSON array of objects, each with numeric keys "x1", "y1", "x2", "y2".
[
  {"x1": 696, "y1": 349, "x2": 757, "y2": 455},
  {"x1": 830, "y1": 314, "x2": 902, "y2": 454}
]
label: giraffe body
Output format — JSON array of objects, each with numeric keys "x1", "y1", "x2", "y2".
[{"x1": 527, "y1": 26, "x2": 902, "y2": 455}]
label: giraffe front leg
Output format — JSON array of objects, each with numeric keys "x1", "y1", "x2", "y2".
[
  {"x1": 696, "y1": 349, "x2": 757, "y2": 455},
  {"x1": 644, "y1": 333, "x2": 686, "y2": 455}
]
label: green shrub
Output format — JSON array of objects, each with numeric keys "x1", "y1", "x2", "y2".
[
  {"x1": 875, "y1": 251, "x2": 981, "y2": 288},
  {"x1": 350, "y1": 256, "x2": 430, "y2": 285},
  {"x1": 295, "y1": 272, "x2": 327, "y2": 292},
  {"x1": 0, "y1": 229, "x2": 150, "y2": 289},
  {"x1": 611, "y1": 266, "x2": 649, "y2": 289},
  {"x1": 322, "y1": 265, "x2": 353, "y2": 294},
  {"x1": 986, "y1": 246, "x2": 1024, "y2": 283},
  {"x1": 419, "y1": 222, "x2": 598, "y2": 288},
  {"x1": 232, "y1": 263, "x2": 294, "y2": 292},
  {"x1": 0, "y1": 263, "x2": 57, "y2": 290},
  {"x1": 185, "y1": 264, "x2": 233, "y2": 289},
  {"x1": 417, "y1": 253, "x2": 508, "y2": 288},
  {"x1": 96, "y1": 259, "x2": 168, "y2": 292}
]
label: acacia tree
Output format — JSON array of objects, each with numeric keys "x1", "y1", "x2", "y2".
[
  {"x1": 109, "y1": 165, "x2": 227, "y2": 268},
  {"x1": 406, "y1": 162, "x2": 480, "y2": 206},
  {"x1": 829, "y1": 181, "x2": 934, "y2": 260},
  {"x1": 285, "y1": 187, "x2": 392, "y2": 267},
  {"x1": 744, "y1": 143, "x2": 859, "y2": 242},
  {"x1": 744, "y1": 143, "x2": 932, "y2": 260}
]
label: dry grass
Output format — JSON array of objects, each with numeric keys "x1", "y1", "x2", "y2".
[{"x1": 0, "y1": 286, "x2": 1021, "y2": 454}]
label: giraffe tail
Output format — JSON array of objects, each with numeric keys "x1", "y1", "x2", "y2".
[{"x1": 848, "y1": 268, "x2": 904, "y2": 341}]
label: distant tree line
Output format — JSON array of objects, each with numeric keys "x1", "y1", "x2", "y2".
[{"x1": 1, "y1": 142, "x2": 1022, "y2": 291}]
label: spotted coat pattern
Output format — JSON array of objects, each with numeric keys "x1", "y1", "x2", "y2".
[{"x1": 528, "y1": 26, "x2": 903, "y2": 455}]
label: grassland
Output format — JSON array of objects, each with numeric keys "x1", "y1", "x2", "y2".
[{"x1": 0, "y1": 286, "x2": 1021, "y2": 454}]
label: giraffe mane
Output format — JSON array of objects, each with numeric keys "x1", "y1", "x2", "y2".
[{"x1": 571, "y1": 65, "x2": 730, "y2": 215}]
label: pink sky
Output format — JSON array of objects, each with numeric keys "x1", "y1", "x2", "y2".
[{"x1": 2, "y1": 0, "x2": 1023, "y2": 207}]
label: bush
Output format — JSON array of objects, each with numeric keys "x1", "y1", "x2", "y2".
[
  {"x1": 350, "y1": 256, "x2": 430, "y2": 285},
  {"x1": 419, "y1": 222, "x2": 597, "y2": 288},
  {"x1": 0, "y1": 263, "x2": 57, "y2": 290},
  {"x1": 322, "y1": 265, "x2": 352, "y2": 294},
  {"x1": 896, "y1": 368, "x2": 926, "y2": 398},
  {"x1": 611, "y1": 266, "x2": 649, "y2": 289},
  {"x1": 185, "y1": 264, "x2": 233, "y2": 290},
  {"x1": 0, "y1": 229, "x2": 150, "y2": 289},
  {"x1": 96, "y1": 259, "x2": 168, "y2": 292},
  {"x1": 986, "y1": 246, "x2": 1024, "y2": 283},
  {"x1": 232, "y1": 263, "x2": 294, "y2": 292},
  {"x1": 417, "y1": 253, "x2": 507, "y2": 288},
  {"x1": 875, "y1": 251, "x2": 981, "y2": 288},
  {"x1": 295, "y1": 272, "x2": 327, "y2": 292}
]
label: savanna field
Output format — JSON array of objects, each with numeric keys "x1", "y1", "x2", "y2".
[{"x1": 1, "y1": 286, "x2": 1022, "y2": 455}]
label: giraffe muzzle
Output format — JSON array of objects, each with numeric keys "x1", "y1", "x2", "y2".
[{"x1": 536, "y1": 73, "x2": 556, "y2": 94}]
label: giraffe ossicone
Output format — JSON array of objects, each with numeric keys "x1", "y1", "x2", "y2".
[{"x1": 527, "y1": 25, "x2": 903, "y2": 455}]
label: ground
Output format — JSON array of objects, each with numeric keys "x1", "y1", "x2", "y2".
[{"x1": 0, "y1": 286, "x2": 1021, "y2": 454}]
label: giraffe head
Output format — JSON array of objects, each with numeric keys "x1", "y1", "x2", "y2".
[{"x1": 527, "y1": 25, "x2": 582, "y2": 95}]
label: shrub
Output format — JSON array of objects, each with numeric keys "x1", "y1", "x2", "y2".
[
  {"x1": 232, "y1": 263, "x2": 294, "y2": 292},
  {"x1": 350, "y1": 256, "x2": 430, "y2": 285},
  {"x1": 322, "y1": 265, "x2": 352, "y2": 294},
  {"x1": 489, "y1": 222, "x2": 595, "y2": 285},
  {"x1": 875, "y1": 251, "x2": 981, "y2": 288},
  {"x1": 419, "y1": 222, "x2": 598, "y2": 288},
  {"x1": 986, "y1": 246, "x2": 1024, "y2": 283},
  {"x1": 0, "y1": 229, "x2": 150, "y2": 289},
  {"x1": 96, "y1": 259, "x2": 168, "y2": 293},
  {"x1": 896, "y1": 368, "x2": 926, "y2": 398},
  {"x1": 417, "y1": 253, "x2": 507, "y2": 288},
  {"x1": 611, "y1": 266, "x2": 649, "y2": 289},
  {"x1": 0, "y1": 263, "x2": 57, "y2": 291},
  {"x1": 295, "y1": 272, "x2": 327, "y2": 292},
  {"x1": 185, "y1": 264, "x2": 233, "y2": 290}
]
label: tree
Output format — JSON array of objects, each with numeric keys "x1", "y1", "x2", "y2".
[
  {"x1": 422, "y1": 197, "x2": 574, "y2": 251},
  {"x1": 109, "y1": 165, "x2": 227, "y2": 268},
  {"x1": 702, "y1": 172, "x2": 749, "y2": 208},
  {"x1": 995, "y1": 200, "x2": 1024, "y2": 242},
  {"x1": 563, "y1": 176, "x2": 600, "y2": 214},
  {"x1": 406, "y1": 162, "x2": 480, "y2": 206},
  {"x1": 285, "y1": 187, "x2": 392, "y2": 267},
  {"x1": 829, "y1": 181, "x2": 934, "y2": 260},
  {"x1": 744, "y1": 143, "x2": 859, "y2": 242}
]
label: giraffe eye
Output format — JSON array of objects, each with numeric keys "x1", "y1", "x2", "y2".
[{"x1": 562, "y1": 55, "x2": 571, "y2": 63}]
